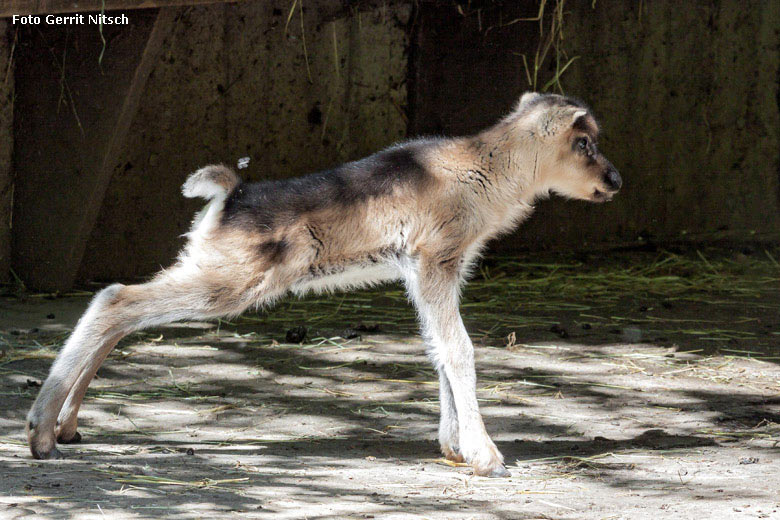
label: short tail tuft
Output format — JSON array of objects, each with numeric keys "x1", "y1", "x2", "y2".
[{"x1": 182, "y1": 164, "x2": 240, "y2": 200}]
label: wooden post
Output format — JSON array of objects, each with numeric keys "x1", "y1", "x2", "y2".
[
  {"x1": 11, "y1": 8, "x2": 177, "y2": 291},
  {"x1": 0, "y1": 20, "x2": 13, "y2": 282}
]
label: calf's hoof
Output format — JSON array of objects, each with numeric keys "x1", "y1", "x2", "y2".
[
  {"x1": 28, "y1": 421, "x2": 64, "y2": 460},
  {"x1": 57, "y1": 430, "x2": 82, "y2": 444},
  {"x1": 30, "y1": 445, "x2": 64, "y2": 460},
  {"x1": 442, "y1": 445, "x2": 465, "y2": 463},
  {"x1": 472, "y1": 462, "x2": 510, "y2": 477},
  {"x1": 486, "y1": 464, "x2": 510, "y2": 478},
  {"x1": 468, "y1": 441, "x2": 509, "y2": 477}
]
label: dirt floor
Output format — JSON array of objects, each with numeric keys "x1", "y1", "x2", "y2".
[{"x1": 1, "y1": 249, "x2": 779, "y2": 519}]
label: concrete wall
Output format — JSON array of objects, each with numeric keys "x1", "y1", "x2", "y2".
[
  {"x1": 560, "y1": 0, "x2": 779, "y2": 248},
  {"x1": 411, "y1": 0, "x2": 780, "y2": 252},
  {"x1": 4, "y1": 0, "x2": 779, "y2": 285},
  {"x1": 78, "y1": 1, "x2": 409, "y2": 281},
  {"x1": 12, "y1": 10, "x2": 164, "y2": 291},
  {"x1": 0, "y1": 21, "x2": 12, "y2": 283}
]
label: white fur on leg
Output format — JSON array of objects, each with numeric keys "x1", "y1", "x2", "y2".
[
  {"x1": 437, "y1": 371, "x2": 461, "y2": 461},
  {"x1": 434, "y1": 324, "x2": 505, "y2": 476},
  {"x1": 26, "y1": 283, "x2": 125, "y2": 458},
  {"x1": 406, "y1": 261, "x2": 507, "y2": 477}
]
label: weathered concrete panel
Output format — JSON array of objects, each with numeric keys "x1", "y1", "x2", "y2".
[
  {"x1": 223, "y1": 2, "x2": 408, "y2": 178},
  {"x1": 539, "y1": 0, "x2": 780, "y2": 249},
  {"x1": 79, "y1": 1, "x2": 409, "y2": 281},
  {"x1": 411, "y1": 0, "x2": 780, "y2": 251},
  {"x1": 79, "y1": 6, "x2": 228, "y2": 281},
  {"x1": 0, "y1": 21, "x2": 12, "y2": 283},
  {"x1": 14, "y1": 0, "x2": 779, "y2": 286},
  {"x1": 11, "y1": 10, "x2": 166, "y2": 291}
]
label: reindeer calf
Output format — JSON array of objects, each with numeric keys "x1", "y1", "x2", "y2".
[{"x1": 26, "y1": 92, "x2": 621, "y2": 477}]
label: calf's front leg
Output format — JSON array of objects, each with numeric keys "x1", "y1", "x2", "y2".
[
  {"x1": 407, "y1": 258, "x2": 509, "y2": 477},
  {"x1": 437, "y1": 371, "x2": 463, "y2": 462}
]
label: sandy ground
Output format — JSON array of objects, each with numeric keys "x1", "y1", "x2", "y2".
[{"x1": 1, "y1": 251, "x2": 779, "y2": 519}]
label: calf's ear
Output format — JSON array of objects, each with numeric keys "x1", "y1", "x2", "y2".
[
  {"x1": 571, "y1": 110, "x2": 588, "y2": 126},
  {"x1": 514, "y1": 92, "x2": 541, "y2": 111}
]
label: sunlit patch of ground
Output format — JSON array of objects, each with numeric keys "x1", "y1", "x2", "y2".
[{"x1": 1, "y1": 249, "x2": 779, "y2": 519}]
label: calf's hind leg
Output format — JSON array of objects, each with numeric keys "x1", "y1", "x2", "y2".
[
  {"x1": 27, "y1": 273, "x2": 249, "y2": 459},
  {"x1": 54, "y1": 329, "x2": 121, "y2": 445}
]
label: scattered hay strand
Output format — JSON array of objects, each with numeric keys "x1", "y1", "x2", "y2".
[{"x1": 94, "y1": 468, "x2": 248, "y2": 491}]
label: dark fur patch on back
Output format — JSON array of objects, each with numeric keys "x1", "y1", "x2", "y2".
[
  {"x1": 221, "y1": 141, "x2": 433, "y2": 231},
  {"x1": 257, "y1": 239, "x2": 289, "y2": 263}
]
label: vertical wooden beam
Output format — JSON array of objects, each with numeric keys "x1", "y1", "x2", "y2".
[
  {"x1": 12, "y1": 8, "x2": 178, "y2": 291},
  {"x1": 0, "y1": 20, "x2": 14, "y2": 282},
  {"x1": 71, "y1": 7, "x2": 178, "y2": 282}
]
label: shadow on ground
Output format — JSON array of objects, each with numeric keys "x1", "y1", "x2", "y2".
[{"x1": 1, "y1": 250, "x2": 779, "y2": 519}]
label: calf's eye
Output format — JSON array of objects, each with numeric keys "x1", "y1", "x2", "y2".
[{"x1": 577, "y1": 137, "x2": 588, "y2": 151}]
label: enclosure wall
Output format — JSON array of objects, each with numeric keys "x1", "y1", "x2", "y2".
[
  {"x1": 79, "y1": 2, "x2": 409, "y2": 282},
  {"x1": 410, "y1": 0, "x2": 780, "y2": 252},
  {"x1": 6, "y1": 0, "x2": 780, "y2": 287}
]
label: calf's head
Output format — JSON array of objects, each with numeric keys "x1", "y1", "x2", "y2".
[{"x1": 505, "y1": 92, "x2": 622, "y2": 203}]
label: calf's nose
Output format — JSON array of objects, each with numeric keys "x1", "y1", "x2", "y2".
[{"x1": 603, "y1": 168, "x2": 622, "y2": 191}]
